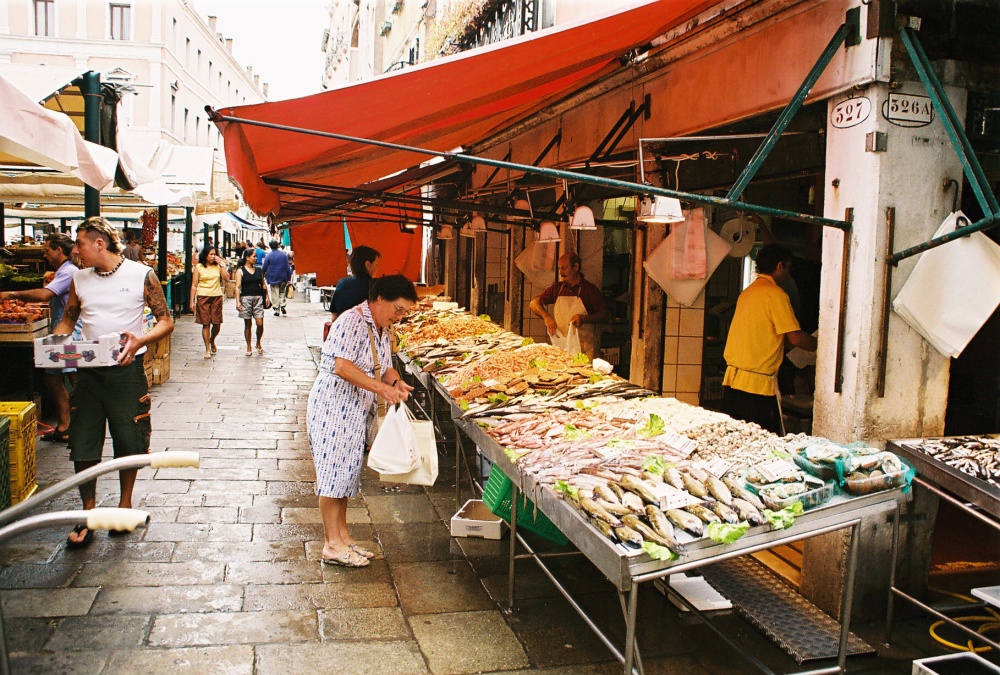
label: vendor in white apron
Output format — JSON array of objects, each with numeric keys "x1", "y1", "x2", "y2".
[{"x1": 529, "y1": 252, "x2": 610, "y2": 358}]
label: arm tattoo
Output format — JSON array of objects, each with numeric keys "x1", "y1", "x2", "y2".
[
  {"x1": 144, "y1": 270, "x2": 170, "y2": 320},
  {"x1": 64, "y1": 286, "x2": 81, "y2": 324}
]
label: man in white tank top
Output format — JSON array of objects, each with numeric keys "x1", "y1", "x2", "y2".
[{"x1": 51, "y1": 217, "x2": 174, "y2": 548}]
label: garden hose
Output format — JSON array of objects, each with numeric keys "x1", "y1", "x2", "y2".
[{"x1": 926, "y1": 586, "x2": 1000, "y2": 653}]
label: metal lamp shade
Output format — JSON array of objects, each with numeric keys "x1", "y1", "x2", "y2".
[
  {"x1": 437, "y1": 224, "x2": 454, "y2": 239},
  {"x1": 536, "y1": 221, "x2": 560, "y2": 243},
  {"x1": 569, "y1": 204, "x2": 596, "y2": 230},
  {"x1": 470, "y1": 214, "x2": 487, "y2": 232},
  {"x1": 638, "y1": 195, "x2": 685, "y2": 223}
]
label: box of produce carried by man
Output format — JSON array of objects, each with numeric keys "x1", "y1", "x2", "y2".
[{"x1": 33, "y1": 332, "x2": 126, "y2": 368}]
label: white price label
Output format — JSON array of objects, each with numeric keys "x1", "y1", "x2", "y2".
[
  {"x1": 654, "y1": 483, "x2": 700, "y2": 510},
  {"x1": 753, "y1": 457, "x2": 799, "y2": 484},
  {"x1": 703, "y1": 458, "x2": 732, "y2": 477},
  {"x1": 661, "y1": 434, "x2": 698, "y2": 458}
]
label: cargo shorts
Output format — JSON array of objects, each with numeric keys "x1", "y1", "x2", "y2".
[{"x1": 69, "y1": 358, "x2": 152, "y2": 462}]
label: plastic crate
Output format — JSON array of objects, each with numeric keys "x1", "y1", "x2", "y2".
[
  {"x1": 758, "y1": 478, "x2": 836, "y2": 511},
  {"x1": 0, "y1": 402, "x2": 38, "y2": 504},
  {"x1": 0, "y1": 417, "x2": 10, "y2": 511},
  {"x1": 482, "y1": 468, "x2": 568, "y2": 546}
]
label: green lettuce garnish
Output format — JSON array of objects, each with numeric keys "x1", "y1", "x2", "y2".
[
  {"x1": 763, "y1": 502, "x2": 804, "y2": 530},
  {"x1": 458, "y1": 400, "x2": 470, "y2": 411},
  {"x1": 433, "y1": 359, "x2": 445, "y2": 369},
  {"x1": 589, "y1": 373, "x2": 604, "y2": 384},
  {"x1": 487, "y1": 392, "x2": 509, "y2": 405},
  {"x1": 505, "y1": 447, "x2": 531, "y2": 462},
  {"x1": 472, "y1": 376, "x2": 483, "y2": 383},
  {"x1": 475, "y1": 421, "x2": 491, "y2": 429},
  {"x1": 528, "y1": 358, "x2": 548, "y2": 369},
  {"x1": 572, "y1": 353, "x2": 589, "y2": 366},
  {"x1": 479, "y1": 314, "x2": 491, "y2": 320},
  {"x1": 461, "y1": 352, "x2": 472, "y2": 360},
  {"x1": 642, "y1": 541, "x2": 679, "y2": 561},
  {"x1": 707, "y1": 521, "x2": 750, "y2": 544},
  {"x1": 638, "y1": 413, "x2": 666, "y2": 438},
  {"x1": 563, "y1": 424, "x2": 590, "y2": 441},
  {"x1": 607, "y1": 439, "x2": 636, "y2": 450},
  {"x1": 521, "y1": 337, "x2": 534, "y2": 346},
  {"x1": 641, "y1": 455, "x2": 667, "y2": 477},
  {"x1": 554, "y1": 480, "x2": 579, "y2": 499},
  {"x1": 574, "y1": 400, "x2": 597, "y2": 411},
  {"x1": 462, "y1": 380, "x2": 473, "y2": 389}
]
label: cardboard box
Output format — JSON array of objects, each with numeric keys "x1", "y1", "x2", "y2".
[
  {"x1": 33, "y1": 333, "x2": 124, "y2": 368},
  {"x1": 451, "y1": 499, "x2": 506, "y2": 540}
]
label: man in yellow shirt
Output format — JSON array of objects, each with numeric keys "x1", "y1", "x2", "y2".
[{"x1": 722, "y1": 244, "x2": 817, "y2": 433}]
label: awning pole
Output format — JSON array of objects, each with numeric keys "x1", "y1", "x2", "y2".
[
  {"x1": 184, "y1": 207, "x2": 194, "y2": 314},
  {"x1": 208, "y1": 110, "x2": 851, "y2": 231},
  {"x1": 79, "y1": 71, "x2": 102, "y2": 218}
]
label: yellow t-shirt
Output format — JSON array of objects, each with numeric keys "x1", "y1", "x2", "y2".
[
  {"x1": 722, "y1": 274, "x2": 801, "y2": 396},
  {"x1": 196, "y1": 263, "x2": 224, "y2": 297}
]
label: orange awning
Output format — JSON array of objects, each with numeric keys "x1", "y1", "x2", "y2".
[{"x1": 215, "y1": 0, "x2": 717, "y2": 219}]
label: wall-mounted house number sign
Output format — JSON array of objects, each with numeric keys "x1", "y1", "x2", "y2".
[
  {"x1": 831, "y1": 97, "x2": 871, "y2": 129},
  {"x1": 882, "y1": 93, "x2": 935, "y2": 127}
]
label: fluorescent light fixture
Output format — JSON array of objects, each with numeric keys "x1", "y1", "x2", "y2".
[
  {"x1": 637, "y1": 195, "x2": 685, "y2": 224},
  {"x1": 569, "y1": 204, "x2": 596, "y2": 230},
  {"x1": 536, "y1": 221, "x2": 560, "y2": 243}
]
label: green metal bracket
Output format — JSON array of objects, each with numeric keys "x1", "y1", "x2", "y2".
[
  {"x1": 725, "y1": 20, "x2": 851, "y2": 203},
  {"x1": 888, "y1": 27, "x2": 999, "y2": 265}
]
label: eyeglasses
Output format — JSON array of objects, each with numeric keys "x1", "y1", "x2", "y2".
[{"x1": 392, "y1": 303, "x2": 409, "y2": 316}]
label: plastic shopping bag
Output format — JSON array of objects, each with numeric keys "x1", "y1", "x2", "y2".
[
  {"x1": 380, "y1": 407, "x2": 439, "y2": 486},
  {"x1": 548, "y1": 324, "x2": 581, "y2": 356},
  {"x1": 366, "y1": 404, "x2": 420, "y2": 474}
]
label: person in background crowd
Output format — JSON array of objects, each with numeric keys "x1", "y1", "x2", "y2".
[
  {"x1": 722, "y1": 243, "x2": 817, "y2": 434},
  {"x1": 255, "y1": 239, "x2": 267, "y2": 266},
  {"x1": 0, "y1": 234, "x2": 79, "y2": 442},
  {"x1": 233, "y1": 240, "x2": 246, "y2": 264},
  {"x1": 122, "y1": 231, "x2": 143, "y2": 262},
  {"x1": 190, "y1": 246, "x2": 229, "y2": 360},
  {"x1": 53, "y1": 217, "x2": 173, "y2": 548},
  {"x1": 529, "y1": 252, "x2": 609, "y2": 358},
  {"x1": 330, "y1": 246, "x2": 380, "y2": 322},
  {"x1": 308, "y1": 274, "x2": 416, "y2": 568},
  {"x1": 235, "y1": 248, "x2": 267, "y2": 356},
  {"x1": 262, "y1": 240, "x2": 293, "y2": 316}
]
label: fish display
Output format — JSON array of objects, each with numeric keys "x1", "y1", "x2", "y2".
[{"x1": 902, "y1": 436, "x2": 1000, "y2": 486}]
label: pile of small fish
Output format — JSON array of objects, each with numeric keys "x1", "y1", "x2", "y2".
[
  {"x1": 400, "y1": 312, "x2": 500, "y2": 345},
  {"x1": 565, "y1": 464, "x2": 767, "y2": 556},
  {"x1": 903, "y1": 436, "x2": 1000, "y2": 486},
  {"x1": 446, "y1": 344, "x2": 574, "y2": 388}
]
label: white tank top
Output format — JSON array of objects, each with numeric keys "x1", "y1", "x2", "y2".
[{"x1": 73, "y1": 258, "x2": 151, "y2": 353}]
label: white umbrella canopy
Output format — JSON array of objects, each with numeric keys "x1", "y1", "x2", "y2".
[{"x1": 0, "y1": 73, "x2": 118, "y2": 191}]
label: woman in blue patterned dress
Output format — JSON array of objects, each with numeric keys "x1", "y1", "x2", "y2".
[{"x1": 307, "y1": 274, "x2": 417, "y2": 567}]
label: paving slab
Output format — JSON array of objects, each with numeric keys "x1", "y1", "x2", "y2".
[
  {"x1": 73, "y1": 560, "x2": 224, "y2": 587},
  {"x1": 238, "y1": 506, "x2": 282, "y2": 523},
  {"x1": 171, "y1": 540, "x2": 305, "y2": 563},
  {"x1": 0, "y1": 563, "x2": 81, "y2": 589},
  {"x1": 148, "y1": 609, "x2": 318, "y2": 647},
  {"x1": 225, "y1": 559, "x2": 324, "y2": 585},
  {"x1": 366, "y1": 493, "x2": 442, "y2": 524},
  {"x1": 375, "y1": 522, "x2": 466, "y2": 563},
  {"x1": 3, "y1": 616, "x2": 55, "y2": 652},
  {"x1": 142, "y1": 522, "x2": 252, "y2": 542},
  {"x1": 391, "y1": 560, "x2": 495, "y2": 615},
  {"x1": 255, "y1": 640, "x2": 428, "y2": 675},
  {"x1": 318, "y1": 606, "x2": 411, "y2": 641},
  {"x1": 90, "y1": 585, "x2": 244, "y2": 615},
  {"x1": 243, "y1": 581, "x2": 398, "y2": 611},
  {"x1": 46, "y1": 614, "x2": 152, "y2": 651},
  {"x1": 102, "y1": 645, "x2": 255, "y2": 675},
  {"x1": 176, "y1": 506, "x2": 239, "y2": 523},
  {"x1": 0, "y1": 587, "x2": 98, "y2": 618},
  {"x1": 409, "y1": 610, "x2": 531, "y2": 674},
  {"x1": 321, "y1": 558, "x2": 394, "y2": 585},
  {"x1": 8, "y1": 650, "x2": 108, "y2": 675}
]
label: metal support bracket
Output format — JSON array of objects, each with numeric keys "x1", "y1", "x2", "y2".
[
  {"x1": 588, "y1": 95, "x2": 651, "y2": 167},
  {"x1": 480, "y1": 147, "x2": 513, "y2": 191}
]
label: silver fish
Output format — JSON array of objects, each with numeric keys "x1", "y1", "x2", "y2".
[
  {"x1": 645, "y1": 505, "x2": 675, "y2": 539},
  {"x1": 667, "y1": 509, "x2": 704, "y2": 537},
  {"x1": 685, "y1": 503, "x2": 722, "y2": 524},
  {"x1": 623, "y1": 515, "x2": 682, "y2": 553},
  {"x1": 707, "y1": 501, "x2": 740, "y2": 525},
  {"x1": 593, "y1": 484, "x2": 621, "y2": 505},
  {"x1": 731, "y1": 498, "x2": 765, "y2": 526},
  {"x1": 614, "y1": 525, "x2": 645, "y2": 548},
  {"x1": 681, "y1": 472, "x2": 709, "y2": 498},
  {"x1": 607, "y1": 481, "x2": 625, "y2": 501},
  {"x1": 705, "y1": 475, "x2": 733, "y2": 505},
  {"x1": 591, "y1": 517, "x2": 616, "y2": 541},
  {"x1": 664, "y1": 465, "x2": 686, "y2": 491},
  {"x1": 723, "y1": 476, "x2": 764, "y2": 510},
  {"x1": 597, "y1": 498, "x2": 633, "y2": 517},
  {"x1": 580, "y1": 497, "x2": 622, "y2": 527},
  {"x1": 620, "y1": 475, "x2": 660, "y2": 505},
  {"x1": 686, "y1": 465, "x2": 710, "y2": 483},
  {"x1": 641, "y1": 470, "x2": 664, "y2": 484}
]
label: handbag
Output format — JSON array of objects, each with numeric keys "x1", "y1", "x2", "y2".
[
  {"x1": 367, "y1": 404, "x2": 420, "y2": 474},
  {"x1": 263, "y1": 290, "x2": 272, "y2": 310},
  {"x1": 379, "y1": 406, "x2": 438, "y2": 486},
  {"x1": 285, "y1": 283, "x2": 296, "y2": 299}
]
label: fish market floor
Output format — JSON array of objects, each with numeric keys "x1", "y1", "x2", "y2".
[{"x1": 0, "y1": 298, "x2": 966, "y2": 674}]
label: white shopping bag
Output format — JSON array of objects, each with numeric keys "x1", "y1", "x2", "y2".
[
  {"x1": 366, "y1": 404, "x2": 420, "y2": 474},
  {"x1": 380, "y1": 406, "x2": 439, "y2": 486},
  {"x1": 548, "y1": 324, "x2": 581, "y2": 355}
]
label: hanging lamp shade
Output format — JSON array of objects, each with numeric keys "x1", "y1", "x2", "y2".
[
  {"x1": 514, "y1": 198, "x2": 530, "y2": 212},
  {"x1": 469, "y1": 214, "x2": 487, "y2": 232},
  {"x1": 569, "y1": 204, "x2": 596, "y2": 230},
  {"x1": 638, "y1": 195, "x2": 685, "y2": 223},
  {"x1": 536, "y1": 221, "x2": 560, "y2": 243},
  {"x1": 437, "y1": 224, "x2": 454, "y2": 240}
]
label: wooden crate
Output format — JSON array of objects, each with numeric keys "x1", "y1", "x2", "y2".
[
  {"x1": 150, "y1": 333, "x2": 171, "y2": 360},
  {"x1": 150, "y1": 353, "x2": 171, "y2": 386},
  {"x1": 0, "y1": 402, "x2": 38, "y2": 504},
  {"x1": 0, "y1": 319, "x2": 49, "y2": 343},
  {"x1": 225, "y1": 280, "x2": 237, "y2": 299}
]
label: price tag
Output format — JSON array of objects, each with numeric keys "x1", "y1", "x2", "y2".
[
  {"x1": 654, "y1": 483, "x2": 700, "y2": 510},
  {"x1": 703, "y1": 458, "x2": 732, "y2": 477},
  {"x1": 481, "y1": 379, "x2": 499, "y2": 389},
  {"x1": 612, "y1": 409, "x2": 644, "y2": 424},
  {"x1": 661, "y1": 434, "x2": 698, "y2": 458},
  {"x1": 753, "y1": 457, "x2": 799, "y2": 484}
]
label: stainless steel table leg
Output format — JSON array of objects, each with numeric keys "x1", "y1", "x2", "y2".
[
  {"x1": 455, "y1": 430, "x2": 463, "y2": 510},
  {"x1": 885, "y1": 502, "x2": 901, "y2": 644},
  {"x1": 623, "y1": 583, "x2": 639, "y2": 675},
  {"x1": 837, "y1": 520, "x2": 861, "y2": 673},
  {"x1": 618, "y1": 590, "x2": 645, "y2": 675},
  {"x1": 508, "y1": 482, "x2": 519, "y2": 611}
]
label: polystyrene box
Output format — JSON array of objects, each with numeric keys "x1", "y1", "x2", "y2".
[
  {"x1": 912, "y1": 653, "x2": 1000, "y2": 675},
  {"x1": 451, "y1": 499, "x2": 506, "y2": 540},
  {"x1": 34, "y1": 332, "x2": 124, "y2": 368}
]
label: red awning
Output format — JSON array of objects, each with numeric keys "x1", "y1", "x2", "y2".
[{"x1": 216, "y1": 0, "x2": 717, "y2": 219}]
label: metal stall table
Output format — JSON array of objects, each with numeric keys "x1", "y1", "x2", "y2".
[
  {"x1": 458, "y1": 417, "x2": 905, "y2": 675},
  {"x1": 886, "y1": 436, "x2": 1000, "y2": 652}
]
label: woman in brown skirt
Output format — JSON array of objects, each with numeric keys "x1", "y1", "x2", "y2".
[{"x1": 190, "y1": 245, "x2": 230, "y2": 359}]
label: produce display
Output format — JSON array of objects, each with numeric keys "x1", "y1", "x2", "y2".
[
  {"x1": 899, "y1": 436, "x2": 1000, "y2": 486},
  {"x1": 145, "y1": 251, "x2": 185, "y2": 277},
  {"x1": 398, "y1": 299, "x2": 911, "y2": 561},
  {"x1": 0, "y1": 299, "x2": 47, "y2": 324}
]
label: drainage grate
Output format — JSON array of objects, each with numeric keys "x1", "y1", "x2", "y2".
[{"x1": 699, "y1": 556, "x2": 875, "y2": 663}]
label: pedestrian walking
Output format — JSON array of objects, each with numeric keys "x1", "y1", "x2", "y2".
[
  {"x1": 235, "y1": 248, "x2": 267, "y2": 356},
  {"x1": 261, "y1": 239, "x2": 293, "y2": 316},
  {"x1": 51, "y1": 216, "x2": 173, "y2": 547},
  {"x1": 307, "y1": 274, "x2": 416, "y2": 568},
  {"x1": 330, "y1": 245, "x2": 380, "y2": 322},
  {"x1": 190, "y1": 245, "x2": 230, "y2": 359}
]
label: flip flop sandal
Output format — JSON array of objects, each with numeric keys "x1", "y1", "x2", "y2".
[
  {"x1": 41, "y1": 429, "x2": 70, "y2": 443},
  {"x1": 349, "y1": 544, "x2": 375, "y2": 559},
  {"x1": 66, "y1": 525, "x2": 94, "y2": 549},
  {"x1": 204, "y1": 352, "x2": 212, "y2": 359},
  {"x1": 246, "y1": 349, "x2": 253, "y2": 356},
  {"x1": 321, "y1": 549, "x2": 370, "y2": 568},
  {"x1": 256, "y1": 346, "x2": 265, "y2": 355}
]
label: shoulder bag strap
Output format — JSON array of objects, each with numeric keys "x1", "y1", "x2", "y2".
[{"x1": 361, "y1": 308, "x2": 388, "y2": 420}]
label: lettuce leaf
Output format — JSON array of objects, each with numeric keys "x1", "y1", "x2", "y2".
[
  {"x1": 762, "y1": 502, "x2": 804, "y2": 530},
  {"x1": 641, "y1": 455, "x2": 667, "y2": 477},
  {"x1": 642, "y1": 541, "x2": 679, "y2": 561},
  {"x1": 589, "y1": 373, "x2": 604, "y2": 384},
  {"x1": 458, "y1": 399, "x2": 470, "y2": 411},
  {"x1": 487, "y1": 392, "x2": 509, "y2": 405},
  {"x1": 479, "y1": 314, "x2": 492, "y2": 321},
  {"x1": 574, "y1": 399, "x2": 597, "y2": 411},
  {"x1": 607, "y1": 438, "x2": 636, "y2": 450},
  {"x1": 707, "y1": 521, "x2": 750, "y2": 544},
  {"x1": 528, "y1": 358, "x2": 548, "y2": 369},
  {"x1": 505, "y1": 447, "x2": 531, "y2": 462},
  {"x1": 638, "y1": 413, "x2": 666, "y2": 438},
  {"x1": 554, "y1": 480, "x2": 579, "y2": 499},
  {"x1": 564, "y1": 424, "x2": 590, "y2": 441},
  {"x1": 521, "y1": 337, "x2": 534, "y2": 346},
  {"x1": 572, "y1": 353, "x2": 590, "y2": 366}
]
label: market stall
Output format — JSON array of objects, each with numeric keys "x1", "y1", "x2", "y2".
[{"x1": 393, "y1": 299, "x2": 911, "y2": 675}]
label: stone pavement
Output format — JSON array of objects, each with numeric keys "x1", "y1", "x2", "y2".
[{"x1": 0, "y1": 297, "x2": 938, "y2": 674}]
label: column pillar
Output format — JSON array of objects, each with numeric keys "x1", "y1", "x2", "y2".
[
  {"x1": 78, "y1": 72, "x2": 102, "y2": 218},
  {"x1": 629, "y1": 222, "x2": 667, "y2": 391},
  {"x1": 804, "y1": 74, "x2": 966, "y2": 620},
  {"x1": 184, "y1": 207, "x2": 194, "y2": 314}
]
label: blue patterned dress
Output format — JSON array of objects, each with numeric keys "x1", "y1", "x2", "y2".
[{"x1": 307, "y1": 301, "x2": 391, "y2": 498}]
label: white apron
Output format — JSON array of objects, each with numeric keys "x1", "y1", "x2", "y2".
[{"x1": 552, "y1": 294, "x2": 597, "y2": 358}]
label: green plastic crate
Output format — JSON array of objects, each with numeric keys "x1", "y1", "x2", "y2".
[
  {"x1": 482, "y1": 468, "x2": 568, "y2": 546},
  {"x1": 0, "y1": 417, "x2": 10, "y2": 511}
]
